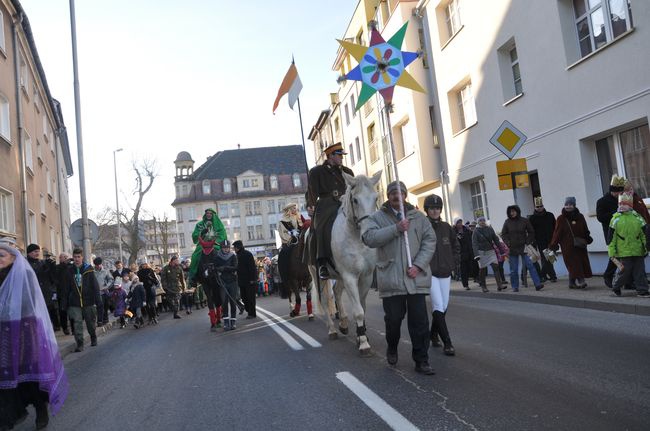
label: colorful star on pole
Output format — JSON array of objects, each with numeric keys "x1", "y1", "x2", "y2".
[{"x1": 338, "y1": 22, "x2": 425, "y2": 111}]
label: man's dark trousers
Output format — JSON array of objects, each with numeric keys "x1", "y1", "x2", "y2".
[{"x1": 382, "y1": 294, "x2": 430, "y2": 363}]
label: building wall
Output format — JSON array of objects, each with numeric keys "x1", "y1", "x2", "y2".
[{"x1": 0, "y1": 0, "x2": 71, "y2": 254}]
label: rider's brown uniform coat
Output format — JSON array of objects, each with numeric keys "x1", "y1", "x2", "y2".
[{"x1": 306, "y1": 161, "x2": 354, "y2": 263}]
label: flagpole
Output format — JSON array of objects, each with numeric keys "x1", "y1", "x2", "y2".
[{"x1": 384, "y1": 102, "x2": 412, "y2": 268}]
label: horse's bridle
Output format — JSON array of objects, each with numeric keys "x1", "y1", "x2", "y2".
[{"x1": 348, "y1": 189, "x2": 371, "y2": 227}]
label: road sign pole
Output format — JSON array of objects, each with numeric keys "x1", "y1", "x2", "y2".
[{"x1": 511, "y1": 172, "x2": 518, "y2": 206}]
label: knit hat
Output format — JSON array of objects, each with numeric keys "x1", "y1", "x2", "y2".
[
  {"x1": 453, "y1": 217, "x2": 463, "y2": 225},
  {"x1": 564, "y1": 196, "x2": 576, "y2": 206},
  {"x1": 386, "y1": 181, "x2": 407, "y2": 196},
  {"x1": 618, "y1": 192, "x2": 633, "y2": 211},
  {"x1": 26, "y1": 244, "x2": 40, "y2": 254},
  {"x1": 610, "y1": 174, "x2": 626, "y2": 192},
  {"x1": 477, "y1": 216, "x2": 486, "y2": 223},
  {"x1": 423, "y1": 194, "x2": 443, "y2": 210},
  {"x1": 534, "y1": 196, "x2": 544, "y2": 207}
]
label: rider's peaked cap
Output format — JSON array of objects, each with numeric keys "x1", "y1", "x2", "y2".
[
  {"x1": 424, "y1": 194, "x2": 443, "y2": 210},
  {"x1": 324, "y1": 142, "x2": 347, "y2": 156}
]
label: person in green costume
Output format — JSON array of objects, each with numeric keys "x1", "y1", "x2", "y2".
[{"x1": 190, "y1": 209, "x2": 227, "y2": 283}]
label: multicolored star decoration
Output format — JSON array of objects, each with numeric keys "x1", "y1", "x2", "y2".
[{"x1": 338, "y1": 22, "x2": 425, "y2": 111}]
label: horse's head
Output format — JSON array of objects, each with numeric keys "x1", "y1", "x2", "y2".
[{"x1": 342, "y1": 171, "x2": 382, "y2": 227}]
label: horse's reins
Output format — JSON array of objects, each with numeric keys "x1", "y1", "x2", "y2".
[{"x1": 348, "y1": 189, "x2": 370, "y2": 227}]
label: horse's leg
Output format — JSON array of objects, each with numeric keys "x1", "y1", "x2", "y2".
[
  {"x1": 289, "y1": 280, "x2": 301, "y2": 317},
  {"x1": 342, "y1": 273, "x2": 371, "y2": 356},
  {"x1": 334, "y1": 280, "x2": 349, "y2": 335},
  {"x1": 311, "y1": 266, "x2": 338, "y2": 339},
  {"x1": 306, "y1": 282, "x2": 314, "y2": 320}
]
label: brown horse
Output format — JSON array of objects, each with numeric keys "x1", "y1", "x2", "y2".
[{"x1": 279, "y1": 226, "x2": 313, "y2": 319}]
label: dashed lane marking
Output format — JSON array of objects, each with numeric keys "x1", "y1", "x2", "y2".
[
  {"x1": 257, "y1": 307, "x2": 322, "y2": 348},
  {"x1": 336, "y1": 371, "x2": 419, "y2": 431}
]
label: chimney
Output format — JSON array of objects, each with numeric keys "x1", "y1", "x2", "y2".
[{"x1": 237, "y1": 143, "x2": 241, "y2": 150}]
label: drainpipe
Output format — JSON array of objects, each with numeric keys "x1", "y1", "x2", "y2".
[
  {"x1": 54, "y1": 132, "x2": 66, "y2": 252},
  {"x1": 12, "y1": 13, "x2": 30, "y2": 248},
  {"x1": 414, "y1": 2, "x2": 452, "y2": 222}
]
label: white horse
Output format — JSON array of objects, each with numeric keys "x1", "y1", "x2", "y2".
[{"x1": 309, "y1": 171, "x2": 381, "y2": 356}]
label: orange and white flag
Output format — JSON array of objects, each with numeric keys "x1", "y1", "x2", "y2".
[{"x1": 272, "y1": 62, "x2": 303, "y2": 113}]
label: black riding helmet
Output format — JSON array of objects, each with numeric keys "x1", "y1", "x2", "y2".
[
  {"x1": 220, "y1": 239, "x2": 231, "y2": 248},
  {"x1": 423, "y1": 194, "x2": 443, "y2": 210}
]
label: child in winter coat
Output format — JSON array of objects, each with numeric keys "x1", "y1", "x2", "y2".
[
  {"x1": 112, "y1": 281, "x2": 128, "y2": 328},
  {"x1": 608, "y1": 192, "x2": 650, "y2": 297},
  {"x1": 128, "y1": 276, "x2": 146, "y2": 328}
]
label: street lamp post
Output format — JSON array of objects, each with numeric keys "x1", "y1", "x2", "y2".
[{"x1": 113, "y1": 148, "x2": 123, "y2": 263}]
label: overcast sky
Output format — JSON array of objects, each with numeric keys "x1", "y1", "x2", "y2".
[{"x1": 20, "y1": 0, "x2": 354, "y2": 221}]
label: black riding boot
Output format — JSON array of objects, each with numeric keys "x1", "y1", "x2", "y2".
[
  {"x1": 430, "y1": 313, "x2": 442, "y2": 347},
  {"x1": 433, "y1": 311, "x2": 455, "y2": 356}
]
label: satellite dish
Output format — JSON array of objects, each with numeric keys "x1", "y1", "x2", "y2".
[{"x1": 69, "y1": 218, "x2": 99, "y2": 247}]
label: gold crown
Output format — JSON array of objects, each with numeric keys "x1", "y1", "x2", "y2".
[
  {"x1": 610, "y1": 175, "x2": 626, "y2": 187},
  {"x1": 534, "y1": 197, "x2": 543, "y2": 207}
]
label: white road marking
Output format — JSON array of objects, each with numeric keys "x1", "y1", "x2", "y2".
[
  {"x1": 336, "y1": 371, "x2": 419, "y2": 431},
  {"x1": 256, "y1": 312, "x2": 304, "y2": 351},
  {"x1": 257, "y1": 307, "x2": 322, "y2": 348}
]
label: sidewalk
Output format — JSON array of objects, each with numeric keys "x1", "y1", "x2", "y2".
[{"x1": 451, "y1": 276, "x2": 650, "y2": 316}]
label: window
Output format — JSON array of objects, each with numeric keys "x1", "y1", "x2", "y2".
[
  {"x1": 188, "y1": 207, "x2": 197, "y2": 221},
  {"x1": 368, "y1": 123, "x2": 379, "y2": 163},
  {"x1": 355, "y1": 137, "x2": 362, "y2": 162},
  {"x1": 49, "y1": 227, "x2": 57, "y2": 257},
  {"x1": 344, "y1": 103, "x2": 350, "y2": 126},
  {"x1": 19, "y1": 54, "x2": 29, "y2": 94},
  {"x1": 181, "y1": 184, "x2": 189, "y2": 197},
  {"x1": 469, "y1": 179, "x2": 489, "y2": 220},
  {"x1": 223, "y1": 178, "x2": 232, "y2": 193},
  {"x1": 595, "y1": 124, "x2": 650, "y2": 198},
  {"x1": 267, "y1": 199, "x2": 275, "y2": 213},
  {"x1": 243, "y1": 179, "x2": 251, "y2": 188},
  {"x1": 179, "y1": 233, "x2": 186, "y2": 249},
  {"x1": 573, "y1": 0, "x2": 633, "y2": 58},
  {"x1": 445, "y1": 0, "x2": 462, "y2": 40},
  {"x1": 232, "y1": 228, "x2": 241, "y2": 240},
  {"x1": 394, "y1": 122, "x2": 407, "y2": 160},
  {"x1": 509, "y1": 46, "x2": 523, "y2": 96},
  {"x1": 269, "y1": 223, "x2": 277, "y2": 239},
  {"x1": 218, "y1": 203, "x2": 229, "y2": 217},
  {"x1": 245, "y1": 202, "x2": 253, "y2": 216},
  {"x1": 0, "y1": 93, "x2": 9, "y2": 141},
  {"x1": 40, "y1": 194, "x2": 46, "y2": 215},
  {"x1": 0, "y1": 10, "x2": 5, "y2": 53},
  {"x1": 24, "y1": 132, "x2": 33, "y2": 172},
  {"x1": 292, "y1": 173, "x2": 301, "y2": 188},
  {"x1": 230, "y1": 203, "x2": 240, "y2": 217},
  {"x1": 46, "y1": 167, "x2": 52, "y2": 197},
  {"x1": 351, "y1": 95, "x2": 356, "y2": 117},
  {"x1": 43, "y1": 115, "x2": 49, "y2": 142},
  {"x1": 0, "y1": 188, "x2": 15, "y2": 234},
  {"x1": 349, "y1": 144, "x2": 355, "y2": 164},
  {"x1": 202, "y1": 180, "x2": 211, "y2": 195},
  {"x1": 28, "y1": 210, "x2": 37, "y2": 244},
  {"x1": 450, "y1": 81, "x2": 477, "y2": 133},
  {"x1": 37, "y1": 139, "x2": 43, "y2": 162},
  {"x1": 255, "y1": 225, "x2": 264, "y2": 240},
  {"x1": 253, "y1": 201, "x2": 261, "y2": 215},
  {"x1": 175, "y1": 185, "x2": 181, "y2": 198},
  {"x1": 334, "y1": 118, "x2": 340, "y2": 133},
  {"x1": 176, "y1": 207, "x2": 183, "y2": 222},
  {"x1": 277, "y1": 199, "x2": 286, "y2": 214},
  {"x1": 247, "y1": 225, "x2": 255, "y2": 241},
  {"x1": 270, "y1": 175, "x2": 278, "y2": 190}
]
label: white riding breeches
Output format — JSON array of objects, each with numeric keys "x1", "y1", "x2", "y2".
[{"x1": 430, "y1": 276, "x2": 451, "y2": 313}]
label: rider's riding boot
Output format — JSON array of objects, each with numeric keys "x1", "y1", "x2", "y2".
[
  {"x1": 290, "y1": 303, "x2": 301, "y2": 317},
  {"x1": 429, "y1": 313, "x2": 442, "y2": 347},
  {"x1": 306, "y1": 300, "x2": 313, "y2": 318},
  {"x1": 434, "y1": 311, "x2": 455, "y2": 356},
  {"x1": 223, "y1": 318, "x2": 231, "y2": 331},
  {"x1": 230, "y1": 318, "x2": 236, "y2": 330}
]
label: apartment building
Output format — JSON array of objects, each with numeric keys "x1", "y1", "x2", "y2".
[
  {"x1": 172, "y1": 145, "x2": 308, "y2": 258},
  {"x1": 0, "y1": 0, "x2": 73, "y2": 253}
]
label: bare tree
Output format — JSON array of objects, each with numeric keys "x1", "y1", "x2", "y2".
[
  {"x1": 120, "y1": 159, "x2": 158, "y2": 265},
  {"x1": 151, "y1": 214, "x2": 172, "y2": 265}
]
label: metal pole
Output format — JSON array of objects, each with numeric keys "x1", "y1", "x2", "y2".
[
  {"x1": 384, "y1": 103, "x2": 412, "y2": 267},
  {"x1": 69, "y1": 0, "x2": 91, "y2": 262},
  {"x1": 113, "y1": 148, "x2": 123, "y2": 262}
]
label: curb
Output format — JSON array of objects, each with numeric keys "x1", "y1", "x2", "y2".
[
  {"x1": 58, "y1": 320, "x2": 117, "y2": 359},
  {"x1": 452, "y1": 290, "x2": 650, "y2": 317}
]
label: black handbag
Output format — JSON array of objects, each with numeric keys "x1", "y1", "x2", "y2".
[{"x1": 566, "y1": 219, "x2": 587, "y2": 249}]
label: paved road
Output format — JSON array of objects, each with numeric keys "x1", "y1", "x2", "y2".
[{"x1": 16, "y1": 291, "x2": 650, "y2": 431}]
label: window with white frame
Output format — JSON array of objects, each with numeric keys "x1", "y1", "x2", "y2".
[
  {"x1": 509, "y1": 46, "x2": 523, "y2": 96},
  {"x1": 355, "y1": 137, "x2": 362, "y2": 162},
  {"x1": 0, "y1": 93, "x2": 9, "y2": 141},
  {"x1": 595, "y1": 123, "x2": 650, "y2": 199},
  {"x1": 40, "y1": 194, "x2": 46, "y2": 216},
  {"x1": 267, "y1": 199, "x2": 275, "y2": 213},
  {"x1": 292, "y1": 173, "x2": 301, "y2": 188},
  {"x1": 445, "y1": 0, "x2": 462, "y2": 40},
  {"x1": 24, "y1": 132, "x2": 33, "y2": 172},
  {"x1": 450, "y1": 81, "x2": 477, "y2": 133},
  {"x1": 276, "y1": 199, "x2": 286, "y2": 214},
  {"x1": 270, "y1": 175, "x2": 278, "y2": 190},
  {"x1": 28, "y1": 210, "x2": 37, "y2": 244},
  {"x1": 176, "y1": 207, "x2": 183, "y2": 222},
  {"x1": 188, "y1": 206, "x2": 197, "y2": 221},
  {"x1": 0, "y1": 188, "x2": 15, "y2": 234},
  {"x1": 46, "y1": 167, "x2": 52, "y2": 197},
  {"x1": 351, "y1": 95, "x2": 356, "y2": 117},
  {"x1": 223, "y1": 178, "x2": 232, "y2": 193},
  {"x1": 573, "y1": 0, "x2": 633, "y2": 58},
  {"x1": 179, "y1": 233, "x2": 186, "y2": 249},
  {"x1": 245, "y1": 201, "x2": 253, "y2": 216},
  {"x1": 19, "y1": 54, "x2": 29, "y2": 94},
  {"x1": 49, "y1": 226, "x2": 57, "y2": 257},
  {"x1": 218, "y1": 203, "x2": 229, "y2": 217},
  {"x1": 202, "y1": 180, "x2": 211, "y2": 195},
  {"x1": 349, "y1": 143, "x2": 355, "y2": 165},
  {"x1": 344, "y1": 103, "x2": 350, "y2": 126},
  {"x1": 0, "y1": 10, "x2": 5, "y2": 53},
  {"x1": 468, "y1": 178, "x2": 489, "y2": 220},
  {"x1": 368, "y1": 123, "x2": 378, "y2": 163},
  {"x1": 269, "y1": 223, "x2": 277, "y2": 239},
  {"x1": 230, "y1": 203, "x2": 240, "y2": 217},
  {"x1": 247, "y1": 225, "x2": 255, "y2": 241}
]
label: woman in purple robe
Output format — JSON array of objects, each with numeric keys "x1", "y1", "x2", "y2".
[{"x1": 0, "y1": 242, "x2": 68, "y2": 430}]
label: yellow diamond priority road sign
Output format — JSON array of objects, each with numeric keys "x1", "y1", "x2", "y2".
[{"x1": 490, "y1": 120, "x2": 527, "y2": 159}]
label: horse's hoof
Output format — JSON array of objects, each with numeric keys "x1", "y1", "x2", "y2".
[
  {"x1": 359, "y1": 347, "x2": 372, "y2": 357},
  {"x1": 339, "y1": 325, "x2": 349, "y2": 335},
  {"x1": 328, "y1": 332, "x2": 338, "y2": 340},
  {"x1": 289, "y1": 311, "x2": 298, "y2": 318}
]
